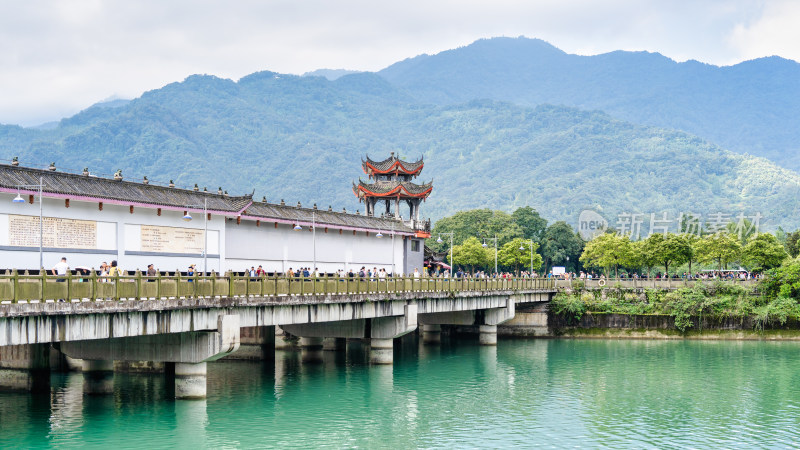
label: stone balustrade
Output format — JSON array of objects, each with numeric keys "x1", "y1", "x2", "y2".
[{"x1": 0, "y1": 271, "x2": 555, "y2": 304}]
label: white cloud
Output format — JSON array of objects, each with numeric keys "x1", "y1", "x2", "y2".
[
  {"x1": 728, "y1": 0, "x2": 800, "y2": 61},
  {"x1": 0, "y1": 0, "x2": 796, "y2": 126}
]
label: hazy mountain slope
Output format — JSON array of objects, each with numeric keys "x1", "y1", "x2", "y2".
[
  {"x1": 379, "y1": 37, "x2": 800, "y2": 171},
  {"x1": 1, "y1": 72, "x2": 798, "y2": 230}
]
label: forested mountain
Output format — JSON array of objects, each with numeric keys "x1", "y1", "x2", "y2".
[
  {"x1": 1, "y1": 71, "x2": 799, "y2": 230},
  {"x1": 379, "y1": 37, "x2": 800, "y2": 171}
]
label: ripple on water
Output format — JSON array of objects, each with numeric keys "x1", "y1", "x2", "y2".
[{"x1": 2, "y1": 339, "x2": 800, "y2": 448}]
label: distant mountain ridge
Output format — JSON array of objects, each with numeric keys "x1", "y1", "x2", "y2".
[
  {"x1": 303, "y1": 69, "x2": 362, "y2": 80},
  {"x1": 1, "y1": 70, "x2": 799, "y2": 231},
  {"x1": 378, "y1": 37, "x2": 800, "y2": 171}
]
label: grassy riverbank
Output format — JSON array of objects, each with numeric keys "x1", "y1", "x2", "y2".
[{"x1": 550, "y1": 283, "x2": 800, "y2": 332}]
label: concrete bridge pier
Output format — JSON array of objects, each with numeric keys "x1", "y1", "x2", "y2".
[
  {"x1": 368, "y1": 306, "x2": 418, "y2": 365},
  {"x1": 478, "y1": 326, "x2": 498, "y2": 346},
  {"x1": 421, "y1": 324, "x2": 442, "y2": 345},
  {"x1": 369, "y1": 339, "x2": 394, "y2": 364},
  {"x1": 282, "y1": 304, "x2": 418, "y2": 366},
  {"x1": 175, "y1": 362, "x2": 208, "y2": 399},
  {"x1": 299, "y1": 337, "x2": 324, "y2": 364},
  {"x1": 417, "y1": 298, "x2": 516, "y2": 346},
  {"x1": 322, "y1": 338, "x2": 346, "y2": 351},
  {"x1": 227, "y1": 326, "x2": 275, "y2": 360},
  {"x1": 82, "y1": 360, "x2": 114, "y2": 395},
  {"x1": 478, "y1": 300, "x2": 516, "y2": 346},
  {"x1": 274, "y1": 326, "x2": 296, "y2": 350},
  {"x1": 50, "y1": 346, "x2": 82, "y2": 373},
  {"x1": 60, "y1": 315, "x2": 240, "y2": 399},
  {"x1": 0, "y1": 344, "x2": 51, "y2": 392}
]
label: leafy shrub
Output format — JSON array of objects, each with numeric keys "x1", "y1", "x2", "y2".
[
  {"x1": 760, "y1": 261, "x2": 800, "y2": 299},
  {"x1": 753, "y1": 296, "x2": 800, "y2": 330},
  {"x1": 550, "y1": 293, "x2": 587, "y2": 324}
]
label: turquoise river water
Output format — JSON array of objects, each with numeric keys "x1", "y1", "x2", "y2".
[{"x1": 1, "y1": 336, "x2": 799, "y2": 448}]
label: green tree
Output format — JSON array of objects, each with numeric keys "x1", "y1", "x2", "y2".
[
  {"x1": 498, "y1": 238, "x2": 543, "y2": 273},
  {"x1": 742, "y1": 233, "x2": 787, "y2": 272},
  {"x1": 630, "y1": 239, "x2": 653, "y2": 276},
  {"x1": 430, "y1": 209, "x2": 523, "y2": 253},
  {"x1": 541, "y1": 221, "x2": 584, "y2": 272},
  {"x1": 452, "y1": 236, "x2": 491, "y2": 272},
  {"x1": 694, "y1": 232, "x2": 741, "y2": 270},
  {"x1": 726, "y1": 218, "x2": 757, "y2": 245},
  {"x1": 784, "y1": 230, "x2": 800, "y2": 258},
  {"x1": 761, "y1": 260, "x2": 800, "y2": 299},
  {"x1": 680, "y1": 234, "x2": 699, "y2": 274},
  {"x1": 642, "y1": 233, "x2": 692, "y2": 276},
  {"x1": 580, "y1": 233, "x2": 635, "y2": 277},
  {"x1": 511, "y1": 206, "x2": 547, "y2": 244}
]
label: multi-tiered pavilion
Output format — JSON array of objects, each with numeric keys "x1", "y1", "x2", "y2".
[{"x1": 353, "y1": 153, "x2": 432, "y2": 230}]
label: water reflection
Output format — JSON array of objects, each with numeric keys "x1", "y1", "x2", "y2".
[
  {"x1": 47, "y1": 373, "x2": 84, "y2": 443},
  {"x1": 2, "y1": 339, "x2": 800, "y2": 447},
  {"x1": 174, "y1": 399, "x2": 208, "y2": 447}
]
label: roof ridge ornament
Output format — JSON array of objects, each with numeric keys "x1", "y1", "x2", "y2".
[
  {"x1": 169, "y1": 180, "x2": 175, "y2": 188},
  {"x1": 49, "y1": 162, "x2": 56, "y2": 172},
  {"x1": 143, "y1": 176, "x2": 149, "y2": 185},
  {"x1": 113, "y1": 169, "x2": 122, "y2": 181},
  {"x1": 193, "y1": 184, "x2": 199, "y2": 192},
  {"x1": 11, "y1": 156, "x2": 19, "y2": 167},
  {"x1": 83, "y1": 167, "x2": 90, "y2": 176}
]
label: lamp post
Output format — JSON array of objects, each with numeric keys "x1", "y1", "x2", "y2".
[
  {"x1": 520, "y1": 239, "x2": 535, "y2": 275},
  {"x1": 293, "y1": 211, "x2": 316, "y2": 273},
  {"x1": 436, "y1": 232, "x2": 454, "y2": 278},
  {"x1": 482, "y1": 235, "x2": 498, "y2": 275},
  {"x1": 183, "y1": 197, "x2": 208, "y2": 275},
  {"x1": 12, "y1": 176, "x2": 45, "y2": 270}
]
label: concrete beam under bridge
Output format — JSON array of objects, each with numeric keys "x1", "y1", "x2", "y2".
[
  {"x1": 418, "y1": 299, "x2": 515, "y2": 346},
  {"x1": 0, "y1": 292, "x2": 526, "y2": 347},
  {"x1": 58, "y1": 315, "x2": 240, "y2": 399},
  {"x1": 282, "y1": 304, "x2": 417, "y2": 364}
]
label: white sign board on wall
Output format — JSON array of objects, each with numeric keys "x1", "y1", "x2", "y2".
[
  {"x1": 125, "y1": 224, "x2": 218, "y2": 254},
  {"x1": 0, "y1": 214, "x2": 116, "y2": 250}
]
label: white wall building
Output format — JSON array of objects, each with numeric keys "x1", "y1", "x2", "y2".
[{"x1": 0, "y1": 164, "x2": 426, "y2": 275}]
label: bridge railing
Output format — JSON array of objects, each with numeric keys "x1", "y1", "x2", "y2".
[
  {"x1": 0, "y1": 271, "x2": 555, "y2": 304},
  {"x1": 554, "y1": 278, "x2": 759, "y2": 290}
]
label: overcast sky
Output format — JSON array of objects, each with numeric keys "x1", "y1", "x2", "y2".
[{"x1": 1, "y1": 0, "x2": 798, "y2": 126}]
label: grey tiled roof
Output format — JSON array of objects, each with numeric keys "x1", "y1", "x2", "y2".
[
  {"x1": 353, "y1": 179, "x2": 433, "y2": 197},
  {"x1": 0, "y1": 164, "x2": 418, "y2": 233},
  {"x1": 243, "y1": 201, "x2": 414, "y2": 232},
  {"x1": 363, "y1": 154, "x2": 424, "y2": 175},
  {"x1": 0, "y1": 164, "x2": 252, "y2": 212}
]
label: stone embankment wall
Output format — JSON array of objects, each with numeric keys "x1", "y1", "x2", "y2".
[{"x1": 498, "y1": 302, "x2": 800, "y2": 340}]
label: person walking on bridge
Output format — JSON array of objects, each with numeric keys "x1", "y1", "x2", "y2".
[{"x1": 51, "y1": 257, "x2": 69, "y2": 281}]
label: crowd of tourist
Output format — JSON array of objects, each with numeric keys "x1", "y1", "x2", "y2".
[{"x1": 41, "y1": 257, "x2": 761, "y2": 283}]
